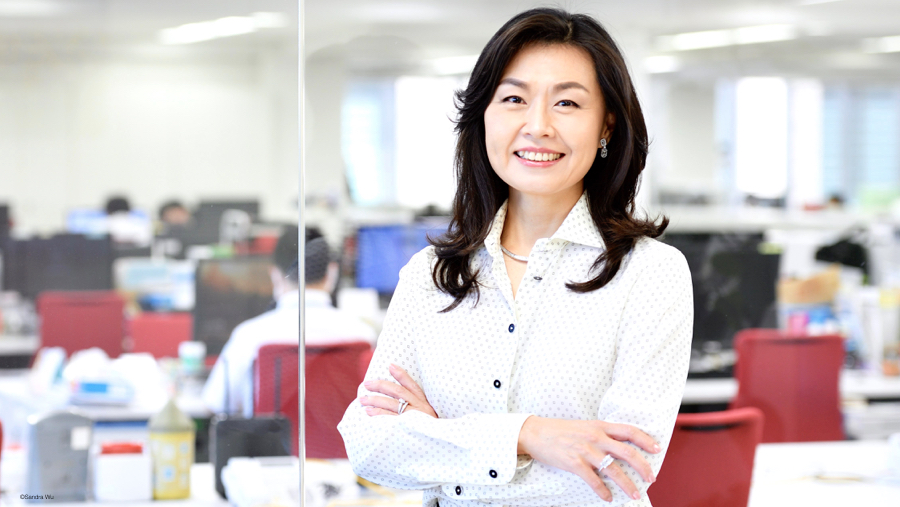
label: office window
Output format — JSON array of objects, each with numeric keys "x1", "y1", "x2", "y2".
[
  {"x1": 342, "y1": 75, "x2": 464, "y2": 209},
  {"x1": 341, "y1": 79, "x2": 396, "y2": 206},
  {"x1": 394, "y1": 76, "x2": 463, "y2": 209},
  {"x1": 734, "y1": 77, "x2": 789, "y2": 199},
  {"x1": 821, "y1": 86, "x2": 900, "y2": 205}
]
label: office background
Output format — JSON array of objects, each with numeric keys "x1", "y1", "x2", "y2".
[{"x1": 1, "y1": 0, "x2": 900, "y2": 505}]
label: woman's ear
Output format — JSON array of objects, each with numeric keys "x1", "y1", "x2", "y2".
[{"x1": 599, "y1": 112, "x2": 616, "y2": 146}]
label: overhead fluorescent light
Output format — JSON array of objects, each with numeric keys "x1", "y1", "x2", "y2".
[
  {"x1": 644, "y1": 55, "x2": 680, "y2": 74},
  {"x1": 658, "y1": 24, "x2": 797, "y2": 51},
  {"x1": 0, "y1": 0, "x2": 67, "y2": 16},
  {"x1": 430, "y1": 55, "x2": 478, "y2": 75},
  {"x1": 159, "y1": 12, "x2": 288, "y2": 45},
  {"x1": 733, "y1": 25, "x2": 797, "y2": 45},
  {"x1": 862, "y1": 35, "x2": 900, "y2": 54},
  {"x1": 660, "y1": 29, "x2": 732, "y2": 51}
]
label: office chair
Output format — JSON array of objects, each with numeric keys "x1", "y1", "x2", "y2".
[
  {"x1": 650, "y1": 407, "x2": 764, "y2": 507},
  {"x1": 127, "y1": 312, "x2": 192, "y2": 358},
  {"x1": 358, "y1": 348, "x2": 375, "y2": 380},
  {"x1": 37, "y1": 291, "x2": 126, "y2": 358},
  {"x1": 730, "y1": 328, "x2": 844, "y2": 442},
  {"x1": 254, "y1": 341, "x2": 372, "y2": 458}
]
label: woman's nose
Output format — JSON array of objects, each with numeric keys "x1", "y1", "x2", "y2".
[{"x1": 523, "y1": 104, "x2": 553, "y2": 138}]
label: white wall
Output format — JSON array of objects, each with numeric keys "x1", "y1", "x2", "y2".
[{"x1": 0, "y1": 46, "x2": 298, "y2": 234}]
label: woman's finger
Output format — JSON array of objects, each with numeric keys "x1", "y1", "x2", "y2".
[
  {"x1": 364, "y1": 379, "x2": 409, "y2": 401},
  {"x1": 601, "y1": 422, "x2": 661, "y2": 454},
  {"x1": 572, "y1": 463, "x2": 612, "y2": 502},
  {"x1": 601, "y1": 440, "x2": 655, "y2": 484},
  {"x1": 597, "y1": 462, "x2": 641, "y2": 501},
  {"x1": 389, "y1": 364, "x2": 427, "y2": 400},
  {"x1": 360, "y1": 394, "x2": 404, "y2": 412},
  {"x1": 364, "y1": 406, "x2": 397, "y2": 417}
]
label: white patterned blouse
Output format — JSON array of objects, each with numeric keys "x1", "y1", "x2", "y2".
[{"x1": 338, "y1": 193, "x2": 693, "y2": 507}]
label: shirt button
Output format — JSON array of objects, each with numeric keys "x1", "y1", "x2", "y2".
[
  {"x1": 489, "y1": 469, "x2": 498, "y2": 478},
  {"x1": 508, "y1": 323, "x2": 515, "y2": 333},
  {"x1": 493, "y1": 379, "x2": 501, "y2": 389},
  {"x1": 534, "y1": 276, "x2": 542, "y2": 281},
  {"x1": 455, "y1": 485, "x2": 462, "y2": 495}
]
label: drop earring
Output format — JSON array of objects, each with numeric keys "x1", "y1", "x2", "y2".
[{"x1": 600, "y1": 138, "x2": 608, "y2": 159}]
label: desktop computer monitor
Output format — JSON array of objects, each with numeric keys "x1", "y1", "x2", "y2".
[
  {"x1": 193, "y1": 256, "x2": 274, "y2": 356},
  {"x1": 0, "y1": 205, "x2": 9, "y2": 244},
  {"x1": 192, "y1": 200, "x2": 260, "y2": 245},
  {"x1": 661, "y1": 232, "x2": 780, "y2": 373},
  {"x1": 354, "y1": 222, "x2": 447, "y2": 295},
  {"x1": 1, "y1": 234, "x2": 114, "y2": 300}
]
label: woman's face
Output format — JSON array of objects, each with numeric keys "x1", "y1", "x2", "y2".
[{"x1": 483, "y1": 43, "x2": 613, "y2": 201}]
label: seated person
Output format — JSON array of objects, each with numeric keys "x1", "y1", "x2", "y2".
[{"x1": 202, "y1": 228, "x2": 376, "y2": 416}]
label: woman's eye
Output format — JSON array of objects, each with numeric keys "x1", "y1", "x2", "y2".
[
  {"x1": 557, "y1": 100, "x2": 579, "y2": 108},
  {"x1": 502, "y1": 96, "x2": 524, "y2": 104}
]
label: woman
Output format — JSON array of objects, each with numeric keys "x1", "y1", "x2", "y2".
[{"x1": 338, "y1": 8, "x2": 692, "y2": 506}]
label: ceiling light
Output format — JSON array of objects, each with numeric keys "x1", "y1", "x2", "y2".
[
  {"x1": 0, "y1": 0, "x2": 67, "y2": 16},
  {"x1": 658, "y1": 24, "x2": 797, "y2": 51},
  {"x1": 862, "y1": 35, "x2": 900, "y2": 54},
  {"x1": 644, "y1": 55, "x2": 680, "y2": 74},
  {"x1": 798, "y1": 0, "x2": 842, "y2": 5},
  {"x1": 251, "y1": 12, "x2": 289, "y2": 28},
  {"x1": 159, "y1": 12, "x2": 288, "y2": 45},
  {"x1": 660, "y1": 29, "x2": 732, "y2": 51},
  {"x1": 733, "y1": 25, "x2": 796, "y2": 45},
  {"x1": 430, "y1": 55, "x2": 478, "y2": 75}
]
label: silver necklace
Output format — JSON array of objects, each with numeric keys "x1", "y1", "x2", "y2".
[{"x1": 500, "y1": 244, "x2": 529, "y2": 262}]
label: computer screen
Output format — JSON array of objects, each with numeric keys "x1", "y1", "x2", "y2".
[
  {"x1": 1, "y1": 234, "x2": 114, "y2": 300},
  {"x1": 661, "y1": 232, "x2": 780, "y2": 352},
  {"x1": 354, "y1": 222, "x2": 447, "y2": 294},
  {"x1": 192, "y1": 200, "x2": 260, "y2": 245},
  {"x1": 193, "y1": 257, "x2": 273, "y2": 356},
  {"x1": 0, "y1": 205, "x2": 9, "y2": 244}
]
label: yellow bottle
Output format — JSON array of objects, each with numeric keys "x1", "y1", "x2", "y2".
[{"x1": 149, "y1": 397, "x2": 195, "y2": 500}]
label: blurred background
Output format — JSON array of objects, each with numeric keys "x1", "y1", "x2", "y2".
[{"x1": 0, "y1": 0, "x2": 899, "y2": 505}]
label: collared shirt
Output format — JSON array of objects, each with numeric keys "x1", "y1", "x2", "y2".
[
  {"x1": 338, "y1": 194, "x2": 693, "y2": 507},
  {"x1": 202, "y1": 289, "x2": 376, "y2": 417}
]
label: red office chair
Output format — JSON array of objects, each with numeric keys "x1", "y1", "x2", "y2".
[
  {"x1": 730, "y1": 329, "x2": 844, "y2": 442},
  {"x1": 37, "y1": 291, "x2": 126, "y2": 358},
  {"x1": 358, "y1": 348, "x2": 375, "y2": 381},
  {"x1": 254, "y1": 341, "x2": 372, "y2": 458},
  {"x1": 650, "y1": 407, "x2": 764, "y2": 507},
  {"x1": 0, "y1": 419, "x2": 4, "y2": 493},
  {"x1": 127, "y1": 312, "x2": 192, "y2": 358}
]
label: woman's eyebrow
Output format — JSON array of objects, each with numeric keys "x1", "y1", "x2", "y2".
[
  {"x1": 498, "y1": 77, "x2": 528, "y2": 90},
  {"x1": 554, "y1": 81, "x2": 589, "y2": 93}
]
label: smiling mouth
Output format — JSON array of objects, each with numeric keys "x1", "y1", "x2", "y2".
[{"x1": 515, "y1": 151, "x2": 564, "y2": 162}]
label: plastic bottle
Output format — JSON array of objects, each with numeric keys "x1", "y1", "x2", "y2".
[{"x1": 148, "y1": 398, "x2": 195, "y2": 500}]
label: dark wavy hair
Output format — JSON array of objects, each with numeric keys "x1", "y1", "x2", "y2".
[{"x1": 430, "y1": 7, "x2": 668, "y2": 312}]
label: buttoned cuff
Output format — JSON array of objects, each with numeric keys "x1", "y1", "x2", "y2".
[{"x1": 437, "y1": 411, "x2": 531, "y2": 486}]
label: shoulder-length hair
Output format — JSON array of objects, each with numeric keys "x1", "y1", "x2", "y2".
[{"x1": 431, "y1": 7, "x2": 668, "y2": 312}]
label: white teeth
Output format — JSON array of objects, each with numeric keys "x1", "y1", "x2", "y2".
[{"x1": 516, "y1": 151, "x2": 561, "y2": 162}]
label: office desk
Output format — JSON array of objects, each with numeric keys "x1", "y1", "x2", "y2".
[
  {"x1": 749, "y1": 440, "x2": 900, "y2": 506},
  {"x1": 682, "y1": 370, "x2": 900, "y2": 405},
  {"x1": 0, "y1": 369, "x2": 210, "y2": 449},
  {"x1": 0, "y1": 460, "x2": 228, "y2": 507}
]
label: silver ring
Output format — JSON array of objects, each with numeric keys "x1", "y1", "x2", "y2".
[
  {"x1": 397, "y1": 398, "x2": 409, "y2": 414},
  {"x1": 597, "y1": 455, "x2": 615, "y2": 471}
]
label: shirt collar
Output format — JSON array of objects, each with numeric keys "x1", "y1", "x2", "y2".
[
  {"x1": 277, "y1": 289, "x2": 301, "y2": 309},
  {"x1": 484, "y1": 192, "x2": 605, "y2": 253},
  {"x1": 303, "y1": 289, "x2": 332, "y2": 308}
]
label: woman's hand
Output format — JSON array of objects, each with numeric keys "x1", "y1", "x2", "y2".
[
  {"x1": 361, "y1": 364, "x2": 438, "y2": 418},
  {"x1": 517, "y1": 416, "x2": 660, "y2": 502}
]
